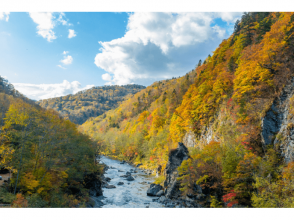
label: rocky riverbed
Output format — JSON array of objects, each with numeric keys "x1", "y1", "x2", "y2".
[
  {"x1": 94, "y1": 143, "x2": 201, "y2": 208},
  {"x1": 93, "y1": 156, "x2": 165, "y2": 208}
]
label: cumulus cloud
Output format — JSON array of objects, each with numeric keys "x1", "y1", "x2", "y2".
[
  {"x1": 0, "y1": 12, "x2": 10, "y2": 22},
  {"x1": 63, "y1": 51, "x2": 69, "y2": 55},
  {"x1": 95, "y1": 12, "x2": 242, "y2": 85},
  {"x1": 68, "y1": 29, "x2": 76, "y2": 38},
  {"x1": 60, "y1": 55, "x2": 73, "y2": 65},
  {"x1": 13, "y1": 80, "x2": 94, "y2": 100},
  {"x1": 29, "y1": 12, "x2": 57, "y2": 42},
  {"x1": 101, "y1": 73, "x2": 112, "y2": 81},
  {"x1": 29, "y1": 12, "x2": 72, "y2": 42},
  {"x1": 215, "y1": 12, "x2": 243, "y2": 23}
]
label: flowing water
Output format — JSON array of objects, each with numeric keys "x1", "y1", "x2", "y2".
[{"x1": 94, "y1": 156, "x2": 164, "y2": 208}]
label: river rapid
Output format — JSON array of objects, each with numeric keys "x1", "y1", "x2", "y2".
[{"x1": 94, "y1": 156, "x2": 164, "y2": 208}]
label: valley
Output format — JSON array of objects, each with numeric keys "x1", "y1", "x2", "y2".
[{"x1": 1, "y1": 12, "x2": 294, "y2": 208}]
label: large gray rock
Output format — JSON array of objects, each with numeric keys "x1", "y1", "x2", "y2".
[
  {"x1": 164, "y1": 142, "x2": 189, "y2": 199},
  {"x1": 147, "y1": 184, "x2": 163, "y2": 196},
  {"x1": 105, "y1": 185, "x2": 116, "y2": 189},
  {"x1": 158, "y1": 196, "x2": 167, "y2": 203},
  {"x1": 126, "y1": 176, "x2": 135, "y2": 181},
  {"x1": 261, "y1": 79, "x2": 294, "y2": 163},
  {"x1": 156, "y1": 190, "x2": 164, "y2": 197}
]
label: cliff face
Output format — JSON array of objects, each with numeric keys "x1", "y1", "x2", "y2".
[
  {"x1": 164, "y1": 142, "x2": 189, "y2": 199},
  {"x1": 182, "y1": 79, "x2": 294, "y2": 163},
  {"x1": 262, "y1": 79, "x2": 294, "y2": 163}
]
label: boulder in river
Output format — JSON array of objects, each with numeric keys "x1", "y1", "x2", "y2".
[
  {"x1": 120, "y1": 160, "x2": 126, "y2": 164},
  {"x1": 105, "y1": 177, "x2": 111, "y2": 182},
  {"x1": 164, "y1": 142, "x2": 189, "y2": 199},
  {"x1": 105, "y1": 185, "x2": 116, "y2": 189},
  {"x1": 156, "y1": 190, "x2": 164, "y2": 197},
  {"x1": 117, "y1": 182, "x2": 124, "y2": 185},
  {"x1": 126, "y1": 176, "x2": 135, "y2": 181},
  {"x1": 158, "y1": 196, "x2": 167, "y2": 203},
  {"x1": 136, "y1": 163, "x2": 143, "y2": 167},
  {"x1": 147, "y1": 183, "x2": 163, "y2": 196},
  {"x1": 126, "y1": 171, "x2": 131, "y2": 176}
]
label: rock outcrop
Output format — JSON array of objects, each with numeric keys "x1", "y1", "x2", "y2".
[
  {"x1": 147, "y1": 184, "x2": 163, "y2": 196},
  {"x1": 261, "y1": 79, "x2": 294, "y2": 163},
  {"x1": 83, "y1": 173, "x2": 103, "y2": 197},
  {"x1": 164, "y1": 142, "x2": 189, "y2": 199}
]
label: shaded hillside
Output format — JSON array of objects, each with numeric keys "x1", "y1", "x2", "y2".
[
  {"x1": 80, "y1": 12, "x2": 294, "y2": 207},
  {"x1": 37, "y1": 84, "x2": 145, "y2": 125},
  {"x1": 0, "y1": 75, "x2": 102, "y2": 207}
]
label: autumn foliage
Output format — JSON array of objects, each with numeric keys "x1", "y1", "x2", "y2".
[
  {"x1": 0, "y1": 77, "x2": 100, "y2": 207},
  {"x1": 80, "y1": 12, "x2": 294, "y2": 207}
]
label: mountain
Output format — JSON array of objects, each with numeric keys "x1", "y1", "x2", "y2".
[
  {"x1": 80, "y1": 12, "x2": 294, "y2": 207},
  {"x1": 37, "y1": 84, "x2": 146, "y2": 125},
  {"x1": 0, "y1": 75, "x2": 101, "y2": 207}
]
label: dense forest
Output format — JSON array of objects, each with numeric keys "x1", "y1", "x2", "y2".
[
  {"x1": 80, "y1": 12, "x2": 294, "y2": 207},
  {"x1": 0, "y1": 76, "x2": 102, "y2": 207},
  {"x1": 37, "y1": 85, "x2": 145, "y2": 124}
]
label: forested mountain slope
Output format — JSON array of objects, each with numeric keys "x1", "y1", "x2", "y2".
[
  {"x1": 80, "y1": 72, "x2": 198, "y2": 168},
  {"x1": 37, "y1": 84, "x2": 145, "y2": 124},
  {"x1": 0, "y1": 76, "x2": 102, "y2": 207},
  {"x1": 80, "y1": 12, "x2": 294, "y2": 207}
]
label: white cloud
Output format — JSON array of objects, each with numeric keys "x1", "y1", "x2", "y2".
[
  {"x1": 215, "y1": 12, "x2": 243, "y2": 23},
  {"x1": 29, "y1": 12, "x2": 72, "y2": 42},
  {"x1": 212, "y1": 25, "x2": 226, "y2": 38},
  {"x1": 68, "y1": 29, "x2": 76, "y2": 38},
  {"x1": 101, "y1": 73, "x2": 112, "y2": 81},
  {"x1": 57, "y1": 65, "x2": 66, "y2": 69},
  {"x1": 63, "y1": 51, "x2": 69, "y2": 55},
  {"x1": 0, "y1": 12, "x2": 10, "y2": 22},
  {"x1": 60, "y1": 55, "x2": 73, "y2": 65},
  {"x1": 95, "y1": 12, "x2": 241, "y2": 85},
  {"x1": 57, "y1": 12, "x2": 71, "y2": 26},
  {"x1": 29, "y1": 12, "x2": 57, "y2": 42},
  {"x1": 13, "y1": 80, "x2": 94, "y2": 100}
]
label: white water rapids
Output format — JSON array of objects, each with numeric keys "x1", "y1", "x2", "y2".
[{"x1": 94, "y1": 156, "x2": 164, "y2": 208}]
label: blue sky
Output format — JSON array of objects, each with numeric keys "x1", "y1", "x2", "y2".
[{"x1": 0, "y1": 12, "x2": 242, "y2": 100}]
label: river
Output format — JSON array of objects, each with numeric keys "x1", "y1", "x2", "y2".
[{"x1": 94, "y1": 156, "x2": 164, "y2": 208}]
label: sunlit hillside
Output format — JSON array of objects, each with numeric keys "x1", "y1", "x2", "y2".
[{"x1": 80, "y1": 12, "x2": 294, "y2": 207}]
